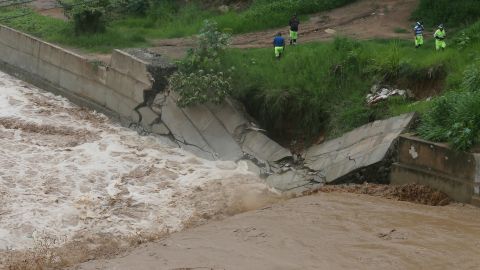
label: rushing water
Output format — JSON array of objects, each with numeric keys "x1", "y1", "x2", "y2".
[{"x1": 0, "y1": 71, "x2": 276, "y2": 252}]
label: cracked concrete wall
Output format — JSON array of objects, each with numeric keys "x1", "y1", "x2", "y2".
[
  {"x1": 122, "y1": 48, "x2": 291, "y2": 162},
  {"x1": 138, "y1": 88, "x2": 291, "y2": 162}
]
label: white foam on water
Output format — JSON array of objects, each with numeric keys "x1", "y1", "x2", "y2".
[{"x1": 0, "y1": 72, "x2": 274, "y2": 251}]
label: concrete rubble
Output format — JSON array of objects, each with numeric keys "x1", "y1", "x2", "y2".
[{"x1": 366, "y1": 84, "x2": 414, "y2": 105}]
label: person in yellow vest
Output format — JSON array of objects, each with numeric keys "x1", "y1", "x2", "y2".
[{"x1": 434, "y1": 24, "x2": 446, "y2": 51}]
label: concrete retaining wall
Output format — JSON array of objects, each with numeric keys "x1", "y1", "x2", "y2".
[
  {"x1": 0, "y1": 24, "x2": 291, "y2": 164},
  {"x1": 390, "y1": 135, "x2": 480, "y2": 205},
  {"x1": 0, "y1": 24, "x2": 151, "y2": 123}
]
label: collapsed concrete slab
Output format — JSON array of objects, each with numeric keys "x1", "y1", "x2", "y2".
[
  {"x1": 266, "y1": 113, "x2": 416, "y2": 193},
  {"x1": 242, "y1": 131, "x2": 292, "y2": 162},
  {"x1": 303, "y1": 113, "x2": 416, "y2": 184}
]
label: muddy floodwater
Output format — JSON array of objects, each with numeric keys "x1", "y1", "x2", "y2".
[
  {"x1": 79, "y1": 192, "x2": 480, "y2": 270},
  {"x1": 0, "y1": 72, "x2": 277, "y2": 267}
]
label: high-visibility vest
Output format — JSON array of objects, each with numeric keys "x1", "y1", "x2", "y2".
[{"x1": 434, "y1": 29, "x2": 446, "y2": 39}]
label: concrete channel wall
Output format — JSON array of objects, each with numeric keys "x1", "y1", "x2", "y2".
[
  {"x1": 0, "y1": 24, "x2": 291, "y2": 164},
  {"x1": 0, "y1": 24, "x2": 149, "y2": 122},
  {"x1": 391, "y1": 135, "x2": 480, "y2": 206}
]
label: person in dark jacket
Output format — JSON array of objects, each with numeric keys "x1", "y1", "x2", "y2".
[
  {"x1": 273, "y1": 32, "x2": 285, "y2": 59},
  {"x1": 289, "y1": 14, "x2": 300, "y2": 45}
]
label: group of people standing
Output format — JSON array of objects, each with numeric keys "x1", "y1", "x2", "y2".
[
  {"x1": 273, "y1": 14, "x2": 299, "y2": 59},
  {"x1": 414, "y1": 21, "x2": 447, "y2": 50},
  {"x1": 273, "y1": 15, "x2": 448, "y2": 59}
]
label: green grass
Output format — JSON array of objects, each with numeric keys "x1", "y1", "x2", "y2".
[
  {"x1": 413, "y1": 0, "x2": 480, "y2": 27},
  {"x1": 0, "y1": 8, "x2": 147, "y2": 52},
  {"x1": 0, "y1": 0, "x2": 357, "y2": 52},
  {"x1": 394, "y1": 27, "x2": 408, "y2": 34},
  {"x1": 220, "y1": 34, "x2": 480, "y2": 142},
  {"x1": 418, "y1": 89, "x2": 480, "y2": 150}
]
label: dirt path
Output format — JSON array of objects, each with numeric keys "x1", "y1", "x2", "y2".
[
  {"x1": 150, "y1": 0, "x2": 419, "y2": 59},
  {"x1": 27, "y1": 0, "x2": 419, "y2": 61},
  {"x1": 30, "y1": 0, "x2": 66, "y2": 20},
  {"x1": 76, "y1": 191, "x2": 480, "y2": 270}
]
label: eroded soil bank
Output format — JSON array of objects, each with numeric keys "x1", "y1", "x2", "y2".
[{"x1": 77, "y1": 192, "x2": 480, "y2": 270}]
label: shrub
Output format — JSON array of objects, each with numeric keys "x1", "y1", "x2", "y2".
[
  {"x1": 413, "y1": 0, "x2": 480, "y2": 27},
  {"x1": 419, "y1": 63, "x2": 480, "y2": 150},
  {"x1": 64, "y1": 0, "x2": 110, "y2": 34},
  {"x1": 170, "y1": 70, "x2": 232, "y2": 107},
  {"x1": 170, "y1": 20, "x2": 233, "y2": 107}
]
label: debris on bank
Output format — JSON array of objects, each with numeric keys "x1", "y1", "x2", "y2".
[
  {"x1": 307, "y1": 183, "x2": 451, "y2": 206},
  {"x1": 367, "y1": 85, "x2": 413, "y2": 105}
]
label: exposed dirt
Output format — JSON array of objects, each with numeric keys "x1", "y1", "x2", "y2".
[
  {"x1": 307, "y1": 183, "x2": 452, "y2": 206},
  {"x1": 150, "y1": 0, "x2": 420, "y2": 59},
  {"x1": 76, "y1": 191, "x2": 480, "y2": 270},
  {"x1": 30, "y1": 0, "x2": 66, "y2": 20},
  {"x1": 395, "y1": 65, "x2": 448, "y2": 100}
]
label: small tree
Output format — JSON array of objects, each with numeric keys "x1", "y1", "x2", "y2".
[
  {"x1": 62, "y1": 0, "x2": 109, "y2": 34},
  {"x1": 170, "y1": 20, "x2": 233, "y2": 107}
]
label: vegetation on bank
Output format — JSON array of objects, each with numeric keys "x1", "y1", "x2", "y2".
[
  {"x1": 170, "y1": 20, "x2": 480, "y2": 150},
  {"x1": 220, "y1": 36, "x2": 479, "y2": 143},
  {"x1": 412, "y1": 0, "x2": 480, "y2": 27},
  {"x1": 169, "y1": 20, "x2": 234, "y2": 107},
  {"x1": 417, "y1": 28, "x2": 480, "y2": 151},
  {"x1": 0, "y1": 0, "x2": 356, "y2": 52}
]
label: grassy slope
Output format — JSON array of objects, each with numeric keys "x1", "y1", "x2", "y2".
[
  {"x1": 0, "y1": 8, "x2": 148, "y2": 52},
  {"x1": 221, "y1": 35, "x2": 480, "y2": 141},
  {"x1": 0, "y1": 0, "x2": 356, "y2": 52}
]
